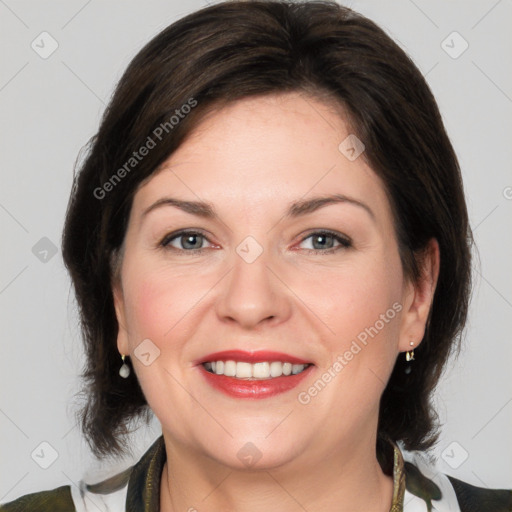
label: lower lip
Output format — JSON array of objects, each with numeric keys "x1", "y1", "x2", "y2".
[{"x1": 199, "y1": 365, "x2": 314, "y2": 399}]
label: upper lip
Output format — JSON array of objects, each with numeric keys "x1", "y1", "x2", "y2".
[{"x1": 196, "y1": 350, "x2": 312, "y2": 365}]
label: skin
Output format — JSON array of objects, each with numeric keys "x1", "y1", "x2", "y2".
[{"x1": 113, "y1": 92, "x2": 439, "y2": 512}]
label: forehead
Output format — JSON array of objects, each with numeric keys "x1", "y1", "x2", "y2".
[{"x1": 132, "y1": 92, "x2": 391, "y2": 223}]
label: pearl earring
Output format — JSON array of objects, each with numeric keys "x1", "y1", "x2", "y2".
[{"x1": 119, "y1": 354, "x2": 130, "y2": 378}]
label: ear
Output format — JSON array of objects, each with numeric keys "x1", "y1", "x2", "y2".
[
  {"x1": 398, "y1": 238, "x2": 440, "y2": 352},
  {"x1": 112, "y1": 277, "x2": 130, "y2": 356}
]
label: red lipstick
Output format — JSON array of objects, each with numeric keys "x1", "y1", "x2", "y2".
[
  {"x1": 198, "y1": 350, "x2": 311, "y2": 365},
  {"x1": 196, "y1": 350, "x2": 314, "y2": 399}
]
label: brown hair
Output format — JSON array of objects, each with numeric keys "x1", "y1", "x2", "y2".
[{"x1": 62, "y1": 0, "x2": 472, "y2": 460}]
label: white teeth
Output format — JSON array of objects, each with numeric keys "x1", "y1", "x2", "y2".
[
  {"x1": 236, "y1": 362, "x2": 252, "y2": 378},
  {"x1": 270, "y1": 361, "x2": 283, "y2": 377},
  {"x1": 292, "y1": 364, "x2": 305, "y2": 375},
  {"x1": 253, "y1": 362, "x2": 270, "y2": 378},
  {"x1": 202, "y1": 360, "x2": 309, "y2": 379},
  {"x1": 223, "y1": 360, "x2": 236, "y2": 377}
]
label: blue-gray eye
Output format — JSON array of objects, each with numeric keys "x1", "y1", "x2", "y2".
[
  {"x1": 160, "y1": 229, "x2": 351, "y2": 254},
  {"x1": 161, "y1": 231, "x2": 208, "y2": 251},
  {"x1": 299, "y1": 231, "x2": 351, "y2": 252}
]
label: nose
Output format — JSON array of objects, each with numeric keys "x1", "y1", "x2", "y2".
[{"x1": 215, "y1": 245, "x2": 292, "y2": 330}]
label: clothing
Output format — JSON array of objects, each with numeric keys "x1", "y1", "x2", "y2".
[{"x1": 1, "y1": 435, "x2": 510, "y2": 511}]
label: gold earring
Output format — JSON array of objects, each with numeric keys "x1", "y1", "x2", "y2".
[{"x1": 405, "y1": 341, "x2": 415, "y2": 362}]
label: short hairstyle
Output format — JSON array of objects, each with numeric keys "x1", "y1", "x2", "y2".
[{"x1": 62, "y1": 0, "x2": 472, "y2": 460}]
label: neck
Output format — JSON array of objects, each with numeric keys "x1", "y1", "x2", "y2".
[{"x1": 159, "y1": 434, "x2": 394, "y2": 512}]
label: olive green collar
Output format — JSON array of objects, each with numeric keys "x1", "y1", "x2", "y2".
[
  {"x1": 390, "y1": 440, "x2": 406, "y2": 511},
  {"x1": 126, "y1": 435, "x2": 166, "y2": 512},
  {"x1": 125, "y1": 435, "x2": 406, "y2": 512}
]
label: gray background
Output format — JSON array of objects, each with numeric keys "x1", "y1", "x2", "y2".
[{"x1": 1, "y1": 0, "x2": 511, "y2": 502}]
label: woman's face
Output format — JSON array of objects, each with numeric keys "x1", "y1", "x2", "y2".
[{"x1": 114, "y1": 92, "x2": 434, "y2": 470}]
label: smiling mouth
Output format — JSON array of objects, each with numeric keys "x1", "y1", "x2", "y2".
[{"x1": 202, "y1": 360, "x2": 312, "y2": 380}]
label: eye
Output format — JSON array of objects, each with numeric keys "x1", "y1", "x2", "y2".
[
  {"x1": 298, "y1": 230, "x2": 352, "y2": 254},
  {"x1": 160, "y1": 230, "x2": 211, "y2": 253},
  {"x1": 159, "y1": 229, "x2": 352, "y2": 255}
]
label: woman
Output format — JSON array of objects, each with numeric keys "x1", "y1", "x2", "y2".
[{"x1": 1, "y1": 1, "x2": 510, "y2": 511}]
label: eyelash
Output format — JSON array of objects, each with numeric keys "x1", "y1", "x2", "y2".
[{"x1": 159, "y1": 229, "x2": 352, "y2": 255}]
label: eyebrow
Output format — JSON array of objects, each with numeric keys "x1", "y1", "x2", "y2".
[{"x1": 141, "y1": 193, "x2": 375, "y2": 222}]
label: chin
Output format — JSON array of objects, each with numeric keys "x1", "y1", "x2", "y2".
[{"x1": 203, "y1": 433, "x2": 308, "y2": 471}]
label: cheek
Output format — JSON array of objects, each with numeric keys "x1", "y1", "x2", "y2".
[
  {"x1": 122, "y1": 267, "x2": 187, "y2": 345},
  {"x1": 303, "y1": 259, "x2": 404, "y2": 415},
  {"x1": 121, "y1": 262, "x2": 218, "y2": 353},
  {"x1": 311, "y1": 259, "x2": 403, "y2": 337}
]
